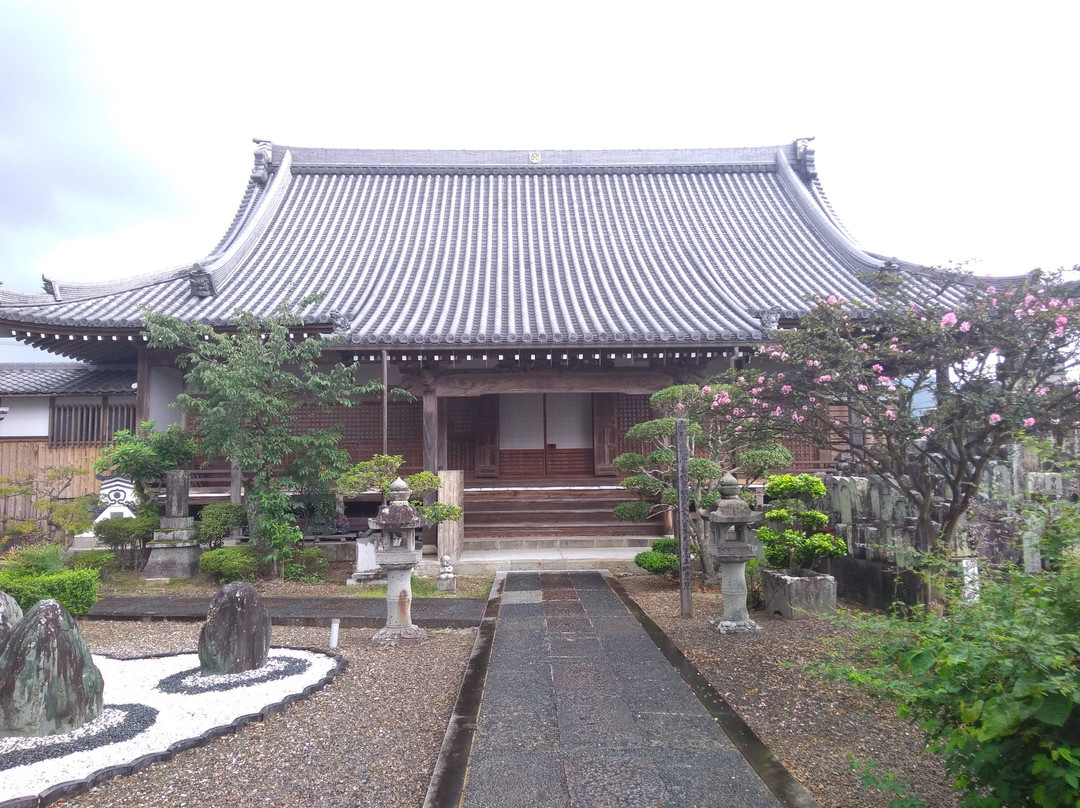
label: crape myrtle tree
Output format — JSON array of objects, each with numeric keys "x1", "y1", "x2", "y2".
[
  {"x1": 613, "y1": 384, "x2": 791, "y2": 581},
  {"x1": 144, "y1": 298, "x2": 385, "y2": 570},
  {"x1": 720, "y1": 268, "x2": 1080, "y2": 578}
]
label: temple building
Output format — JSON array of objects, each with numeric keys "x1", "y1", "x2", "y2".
[{"x1": 0, "y1": 138, "x2": 952, "y2": 541}]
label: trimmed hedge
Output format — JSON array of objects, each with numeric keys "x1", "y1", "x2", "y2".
[
  {"x1": 634, "y1": 549, "x2": 680, "y2": 575},
  {"x1": 199, "y1": 546, "x2": 260, "y2": 583},
  {"x1": 284, "y1": 547, "x2": 327, "y2": 582},
  {"x1": 0, "y1": 568, "x2": 100, "y2": 615}
]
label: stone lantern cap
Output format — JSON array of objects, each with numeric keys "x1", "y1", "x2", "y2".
[
  {"x1": 708, "y1": 472, "x2": 760, "y2": 525},
  {"x1": 373, "y1": 478, "x2": 424, "y2": 531}
]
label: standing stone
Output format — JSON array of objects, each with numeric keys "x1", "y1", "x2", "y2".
[
  {"x1": 0, "y1": 590, "x2": 23, "y2": 651},
  {"x1": 0, "y1": 599, "x2": 104, "y2": 737},
  {"x1": 199, "y1": 582, "x2": 271, "y2": 674}
]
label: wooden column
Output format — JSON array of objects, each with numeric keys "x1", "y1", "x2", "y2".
[
  {"x1": 422, "y1": 378, "x2": 439, "y2": 546},
  {"x1": 135, "y1": 347, "x2": 150, "y2": 424}
]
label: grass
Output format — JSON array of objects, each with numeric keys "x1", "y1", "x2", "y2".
[{"x1": 348, "y1": 574, "x2": 494, "y2": 599}]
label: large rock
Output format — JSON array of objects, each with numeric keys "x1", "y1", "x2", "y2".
[
  {"x1": 0, "y1": 599, "x2": 104, "y2": 737},
  {"x1": 0, "y1": 590, "x2": 23, "y2": 651},
  {"x1": 199, "y1": 582, "x2": 271, "y2": 675}
]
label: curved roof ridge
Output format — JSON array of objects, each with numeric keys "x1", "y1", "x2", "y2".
[
  {"x1": 0, "y1": 264, "x2": 201, "y2": 307},
  {"x1": 773, "y1": 147, "x2": 884, "y2": 274}
]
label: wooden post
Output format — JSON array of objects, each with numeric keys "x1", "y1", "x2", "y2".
[
  {"x1": 437, "y1": 469, "x2": 464, "y2": 561},
  {"x1": 381, "y1": 349, "x2": 389, "y2": 455},
  {"x1": 422, "y1": 380, "x2": 439, "y2": 546},
  {"x1": 675, "y1": 419, "x2": 692, "y2": 618}
]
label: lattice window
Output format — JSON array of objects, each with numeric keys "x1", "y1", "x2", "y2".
[
  {"x1": 615, "y1": 393, "x2": 651, "y2": 457},
  {"x1": 49, "y1": 397, "x2": 137, "y2": 447}
]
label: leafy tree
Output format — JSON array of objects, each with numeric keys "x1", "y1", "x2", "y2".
[
  {"x1": 612, "y1": 384, "x2": 790, "y2": 580},
  {"x1": 94, "y1": 421, "x2": 196, "y2": 507},
  {"x1": 0, "y1": 467, "x2": 95, "y2": 548},
  {"x1": 722, "y1": 268, "x2": 1080, "y2": 576},
  {"x1": 337, "y1": 454, "x2": 463, "y2": 525},
  {"x1": 144, "y1": 299, "x2": 371, "y2": 496}
]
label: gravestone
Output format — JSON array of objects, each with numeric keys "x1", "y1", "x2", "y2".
[
  {"x1": 141, "y1": 468, "x2": 202, "y2": 580},
  {"x1": 0, "y1": 590, "x2": 23, "y2": 650},
  {"x1": 199, "y1": 581, "x2": 271, "y2": 674},
  {"x1": 0, "y1": 599, "x2": 104, "y2": 737}
]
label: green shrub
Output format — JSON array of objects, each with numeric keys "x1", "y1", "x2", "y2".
[
  {"x1": 197, "y1": 503, "x2": 248, "y2": 549},
  {"x1": 0, "y1": 542, "x2": 66, "y2": 576},
  {"x1": 66, "y1": 550, "x2": 115, "y2": 571},
  {"x1": 826, "y1": 561, "x2": 1080, "y2": 807},
  {"x1": 285, "y1": 547, "x2": 327, "y2": 582},
  {"x1": 634, "y1": 550, "x2": 680, "y2": 575},
  {"x1": 650, "y1": 538, "x2": 700, "y2": 556},
  {"x1": 199, "y1": 546, "x2": 259, "y2": 583},
  {"x1": 0, "y1": 568, "x2": 100, "y2": 615},
  {"x1": 93, "y1": 516, "x2": 157, "y2": 571}
]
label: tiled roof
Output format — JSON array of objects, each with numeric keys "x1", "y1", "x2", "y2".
[
  {"x1": 0, "y1": 363, "x2": 136, "y2": 395},
  {"x1": 0, "y1": 140, "x2": 933, "y2": 354}
]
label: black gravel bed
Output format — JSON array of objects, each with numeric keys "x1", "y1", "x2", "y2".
[{"x1": 87, "y1": 595, "x2": 486, "y2": 628}]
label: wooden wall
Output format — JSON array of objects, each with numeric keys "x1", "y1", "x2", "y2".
[{"x1": 0, "y1": 439, "x2": 102, "y2": 541}]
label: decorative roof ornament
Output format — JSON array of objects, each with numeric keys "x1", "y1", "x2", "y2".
[
  {"x1": 329, "y1": 309, "x2": 351, "y2": 334},
  {"x1": 41, "y1": 276, "x2": 61, "y2": 301},
  {"x1": 795, "y1": 137, "x2": 817, "y2": 180},
  {"x1": 751, "y1": 306, "x2": 785, "y2": 330},
  {"x1": 188, "y1": 264, "x2": 216, "y2": 298},
  {"x1": 250, "y1": 149, "x2": 270, "y2": 187}
]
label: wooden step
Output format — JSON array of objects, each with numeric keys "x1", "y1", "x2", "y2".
[{"x1": 462, "y1": 485, "x2": 663, "y2": 540}]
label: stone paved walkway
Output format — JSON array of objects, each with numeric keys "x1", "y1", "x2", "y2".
[{"x1": 452, "y1": 571, "x2": 792, "y2": 808}]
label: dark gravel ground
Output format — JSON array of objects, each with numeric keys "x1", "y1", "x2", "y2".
[{"x1": 619, "y1": 575, "x2": 960, "y2": 808}]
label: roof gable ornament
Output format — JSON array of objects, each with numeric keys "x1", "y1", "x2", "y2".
[
  {"x1": 42, "y1": 275, "x2": 61, "y2": 301},
  {"x1": 329, "y1": 309, "x2": 351, "y2": 334},
  {"x1": 188, "y1": 264, "x2": 216, "y2": 298},
  {"x1": 795, "y1": 137, "x2": 817, "y2": 180},
  {"x1": 751, "y1": 306, "x2": 785, "y2": 331}
]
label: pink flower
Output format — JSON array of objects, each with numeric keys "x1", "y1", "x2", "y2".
[
  {"x1": 827, "y1": 295, "x2": 838, "y2": 304},
  {"x1": 701, "y1": 385, "x2": 712, "y2": 394},
  {"x1": 877, "y1": 375, "x2": 891, "y2": 384},
  {"x1": 989, "y1": 413, "x2": 1002, "y2": 424},
  {"x1": 922, "y1": 427, "x2": 935, "y2": 435},
  {"x1": 862, "y1": 417, "x2": 872, "y2": 426},
  {"x1": 959, "y1": 321, "x2": 971, "y2": 332},
  {"x1": 1036, "y1": 387, "x2": 1049, "y2": 397},
  {"x1": 887, "y1": 385, "x2": 896, "y2": 392},
  {"x1": 987, "y1": 286, "x2": 996, "y2": 294},
  {"x1": 781, "y1": 385, "x2": 792, "y2": 394},
  {"x1": 676, "y1": 402, "x2": 685, "y2": 411},
  {"x1": 758, "y1": 376, "x2": 765, "y2": 384},
  {"x1": 940, "y1": 312, "x2": 958, "y2": 328},
  {"x1": 991, "y1": 298, "x2": 997, "y2": 306},
  {"x1": 814, "y1": 374, "x2": 833, "y2": 383},
  {"x1": 1023, "y1": 418, "x2": 1036, "y2": 428},
  {"x1": 885, "y1": 409, "x2": 896, "y2": 421},
  {"x1": 772, "y1": 407, "x2": 783, "y2": 417},
  {"x1": 858, "y1": 384, "x2": 868, "y2": 392},
  {"x1": 872, "y1": 364, "x2": 884, "y2": 373}
]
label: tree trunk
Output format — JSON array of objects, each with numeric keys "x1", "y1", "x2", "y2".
[{"x1": 691, "y1": 514, "x2": 716, "y2": 581}]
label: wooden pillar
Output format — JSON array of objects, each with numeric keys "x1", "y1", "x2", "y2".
[
  {"x1": 135, "y1": 347, "x2": 150, "y2": 424},
  {"x1": 423, "y1": 378, "x2": 439, "y2": 474},
  {"x1": 422, "y1": 378, "x2": 439, "y2": 546}
]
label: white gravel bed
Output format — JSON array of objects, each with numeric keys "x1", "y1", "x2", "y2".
[
  {"x1": 1, "y1": 647, "x2": 341, "y2": 806},
  {"x1": 40, "y1": 621, "x2": 474, "y2": 808}
]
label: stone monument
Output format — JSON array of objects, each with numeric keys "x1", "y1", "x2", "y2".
[
  {"x1": 371, "y1": 478, "x2": 426, "y2": 646},
  {"x1": 436, "y1": 555, "x2": 456, "y2": 594},
  {"x1": 0, "y1": 600, "x2": 104, "y2": 737},
  {"x1": 199, "y1": 581, "x2": 271, "y2": 674},
  {"x1": 707, "y1": 472, "x2": 763, "y2": 634},
  {"x1": 141, "y1": 469, "x2": 202, "y2": 580}
]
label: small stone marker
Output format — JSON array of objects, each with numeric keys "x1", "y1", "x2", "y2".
[
  {"x1": 0, "y1": 590, "x2": 23, "y2": 650},
  {"x1": 436, "y1": 555, "x2": 456, "y2": 594},
  {"x1": 0, "y1": 599, "x2": 104, "y2": 737},
  {"x1": 198, "y1": 581, "x2": 271, "y2": 674}
]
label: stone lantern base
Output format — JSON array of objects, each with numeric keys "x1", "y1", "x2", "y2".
[{"x1": 371, "y1": 553, "x2": 426, "y2": 646}]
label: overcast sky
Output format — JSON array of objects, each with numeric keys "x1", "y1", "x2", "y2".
[{"x1": 2, "y1": 1, "x2": 1078, "y2": 362}]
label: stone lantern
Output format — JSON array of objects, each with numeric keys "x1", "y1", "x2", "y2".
[
  {"x1": 370, "y1": 478, "x2": 426, "y2": 645},
  {"x1": 707, "y1": 472, "x2": 763, "y2": 634}
]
